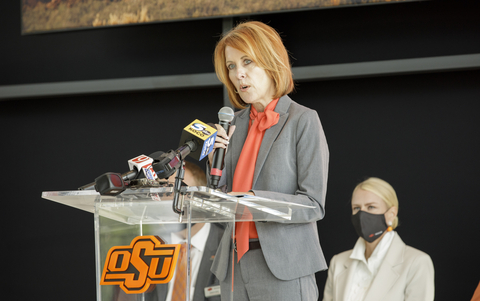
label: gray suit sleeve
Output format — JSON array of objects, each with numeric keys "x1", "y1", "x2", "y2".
[{"x1": 252, "y1": 109, "x2": 329, "y2": 223}]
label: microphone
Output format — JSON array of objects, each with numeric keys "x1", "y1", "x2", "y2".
[
  {"x1": 178, "y1": 119, "x2": 218, "y2": 161},
  {"x1": 94, "y1": 172, "x2": 126, "y2": 196},
  {"x1": 94, "y1": 153, "x2": 162, "y2": 195},
  {"x1": 209, "y1": 107, "x2": 234, "y2": 189},
  {"x1": 78, "y1": 152, "x2": 164, "y2": 190},
  {"x1": 153, "y1": 120, "x2": 218, "y2": 179},
  {"x1": 127, "y1": 154, "x2": 158, "y2": 181},
  {"x1": 79, "y1": 119, "x2": 217, "y2": 194}
]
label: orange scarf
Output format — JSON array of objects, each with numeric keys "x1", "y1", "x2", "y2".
[{"x1": 232, "y1": 98, "x2": 280, "y2": 261}]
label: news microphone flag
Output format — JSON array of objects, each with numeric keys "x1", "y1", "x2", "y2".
[
  {"x1": 127, "y1": 154, "x2": 158, "y2": 180},
  {"x1": 178, "y1": 120, "x2": 217, "y2": 161}
]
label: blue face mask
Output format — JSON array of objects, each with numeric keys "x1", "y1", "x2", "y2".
[{"x1": 351, "y1": 210, "x2": 388, "y2": 243}]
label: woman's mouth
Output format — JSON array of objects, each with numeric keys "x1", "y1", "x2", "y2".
[{"x1": 239, "y1": 85, "x2": 249, "y2": 92}]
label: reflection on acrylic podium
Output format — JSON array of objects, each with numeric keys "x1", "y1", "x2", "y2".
[{"x1": 42, "y1": 186, "x2": 315, "y2": 301}]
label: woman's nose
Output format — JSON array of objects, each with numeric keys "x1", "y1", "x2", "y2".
[{"x1": 236, "y1": 67, "x2": 246, "y2": 79}]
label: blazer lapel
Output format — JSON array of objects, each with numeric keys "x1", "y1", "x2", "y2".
[
  {"x1": 227, "y1": 108, "x2": 250, "y2": 189},
  {"x1": 364, "y1": 234, "x2": 405, "y2": 301},
  {"x1": 337, "y1": 258, "x2": 356, "y2": 301},
  {"x1": 252, "y1": 95, "x2": 291, "y2": 187}
]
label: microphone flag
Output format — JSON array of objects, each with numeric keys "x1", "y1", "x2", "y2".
[{"x1": 179, "y1": 119, "x2": 217, "y2": 161}]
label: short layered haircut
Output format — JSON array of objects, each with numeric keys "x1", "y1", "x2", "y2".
[{"x1": 214, "y1": 21, "x2": 294, "y2": 109}]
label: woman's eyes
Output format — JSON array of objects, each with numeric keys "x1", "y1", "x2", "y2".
[
  {"x1": 352, "y1": 206, "x2": 376, "y2": 211},
  {"x1": 226, "y1": 59, "x2": 252, "y2": 70}
]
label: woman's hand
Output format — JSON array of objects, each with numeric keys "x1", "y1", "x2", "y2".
[{"x1": 208, "y1": 124, "x2": 236, "y2": 167}]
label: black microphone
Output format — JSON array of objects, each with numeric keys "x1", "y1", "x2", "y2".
[
  {"x1": 178, "y1": 119, "x2": 218, "y2": 161},
  {"x1": 209, "y1": 107, "x2": 234, "y2": 189},
  {"x1": 132, "y1": 151, "x2": 165, "y2": 179},
  {"x1": 153, "y1": 120, "x2": 218, "y2": 179},
  {"x1": 78, "y1": 151, "x2": 164, "y2": 190},
  {"x1": 152, "y1": 146, "x2": 189, "y2": 179},
  {"x1": 94, "y1": 172, "x2": 126, "y2": 196}
]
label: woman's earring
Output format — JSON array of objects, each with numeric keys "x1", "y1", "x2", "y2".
[
  {"x1": 234, "y1": 89, "x2": 239, "y2": 94},
  {"x1": 387, "y1": 221, "x2": 393, "y2": 232}
]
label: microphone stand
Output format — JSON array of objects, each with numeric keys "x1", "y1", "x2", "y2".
[{"x1": 172, "y1": 160, "x2": 187, "y2": 216}]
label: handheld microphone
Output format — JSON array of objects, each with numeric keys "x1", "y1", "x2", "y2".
[{"x1": 210, "y1": 107, "x2": 234, "y2": 189}]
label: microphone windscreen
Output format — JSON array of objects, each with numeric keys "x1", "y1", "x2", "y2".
[{"x1": 218, "y1": 106, "x2": 234, "y2": 122}]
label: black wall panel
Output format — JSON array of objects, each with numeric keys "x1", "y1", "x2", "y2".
[
  {"x1": 1, "y1": 3, "x2": 222, "y2": 85},
  {"x1": 2, "y1": 1, "x2": 479, "y2": 86},
  {"x1": 292, "y1": 70, "x2": 480, "y2": 299}
]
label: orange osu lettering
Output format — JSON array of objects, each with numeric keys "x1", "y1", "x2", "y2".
[{"x1": 100, "y1": 235, "x2": 181, "y2": 294}]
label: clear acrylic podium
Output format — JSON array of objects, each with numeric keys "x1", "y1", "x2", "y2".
[{"x1": 41, "y1": 186, "x2": 315, "y2": 301}]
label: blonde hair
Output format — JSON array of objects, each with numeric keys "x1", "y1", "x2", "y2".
[
  {"x1": 354, "y1": 177, "x2": 400, "y2": 229},
  {"x1": 213, "y1": 21, "x2": 294, "y2": 109}
]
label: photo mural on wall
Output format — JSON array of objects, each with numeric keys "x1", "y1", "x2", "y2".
[{"x1": 21, "y1": 0, "x2": 415, "y2": 35}]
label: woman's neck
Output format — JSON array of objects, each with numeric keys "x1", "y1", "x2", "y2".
[
  {"x1": 252, "y1": 102, "x2": 266, "y2": 112},
  {"x1": 252, "y1": 97, "x2": 276, "y2": 112}
]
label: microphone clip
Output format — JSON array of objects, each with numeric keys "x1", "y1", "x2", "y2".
[{"x1": 172, "y1": 160, "x2": 187, "y2": 215}]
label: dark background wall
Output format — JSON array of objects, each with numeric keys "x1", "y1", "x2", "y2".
[{"x1": 2, "y1": 1, "x2": 480, "y2": 300}]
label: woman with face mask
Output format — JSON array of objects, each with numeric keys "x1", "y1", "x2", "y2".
[{"x1": 323, "y1": 177, "x2": 434, "y2": 301}]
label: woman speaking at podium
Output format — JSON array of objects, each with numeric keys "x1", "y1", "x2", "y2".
[{"x1": 207, "y1": 21, "x2": 329, "y2": 301}]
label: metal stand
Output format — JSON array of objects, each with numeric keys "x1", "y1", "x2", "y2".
[{"x1": 172, "y1": 160, "x2": 187, "y2": 215}]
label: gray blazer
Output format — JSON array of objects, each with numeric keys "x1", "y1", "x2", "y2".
[{"x1": 208, "y1": 95, "x2": 329, "y2": 281}]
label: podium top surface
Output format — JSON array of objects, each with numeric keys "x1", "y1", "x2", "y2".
[{"x1": 42, "y1": 186, "x2": 315, "y2": 224}]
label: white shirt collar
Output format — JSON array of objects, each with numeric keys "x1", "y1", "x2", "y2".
[{"x1": 350, "y1": 231, "x2": 395, "y2": 271}]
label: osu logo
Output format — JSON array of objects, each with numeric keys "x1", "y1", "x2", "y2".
[{"x1": 100, "y1": 236, "x2": 181, "y2": 294}]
